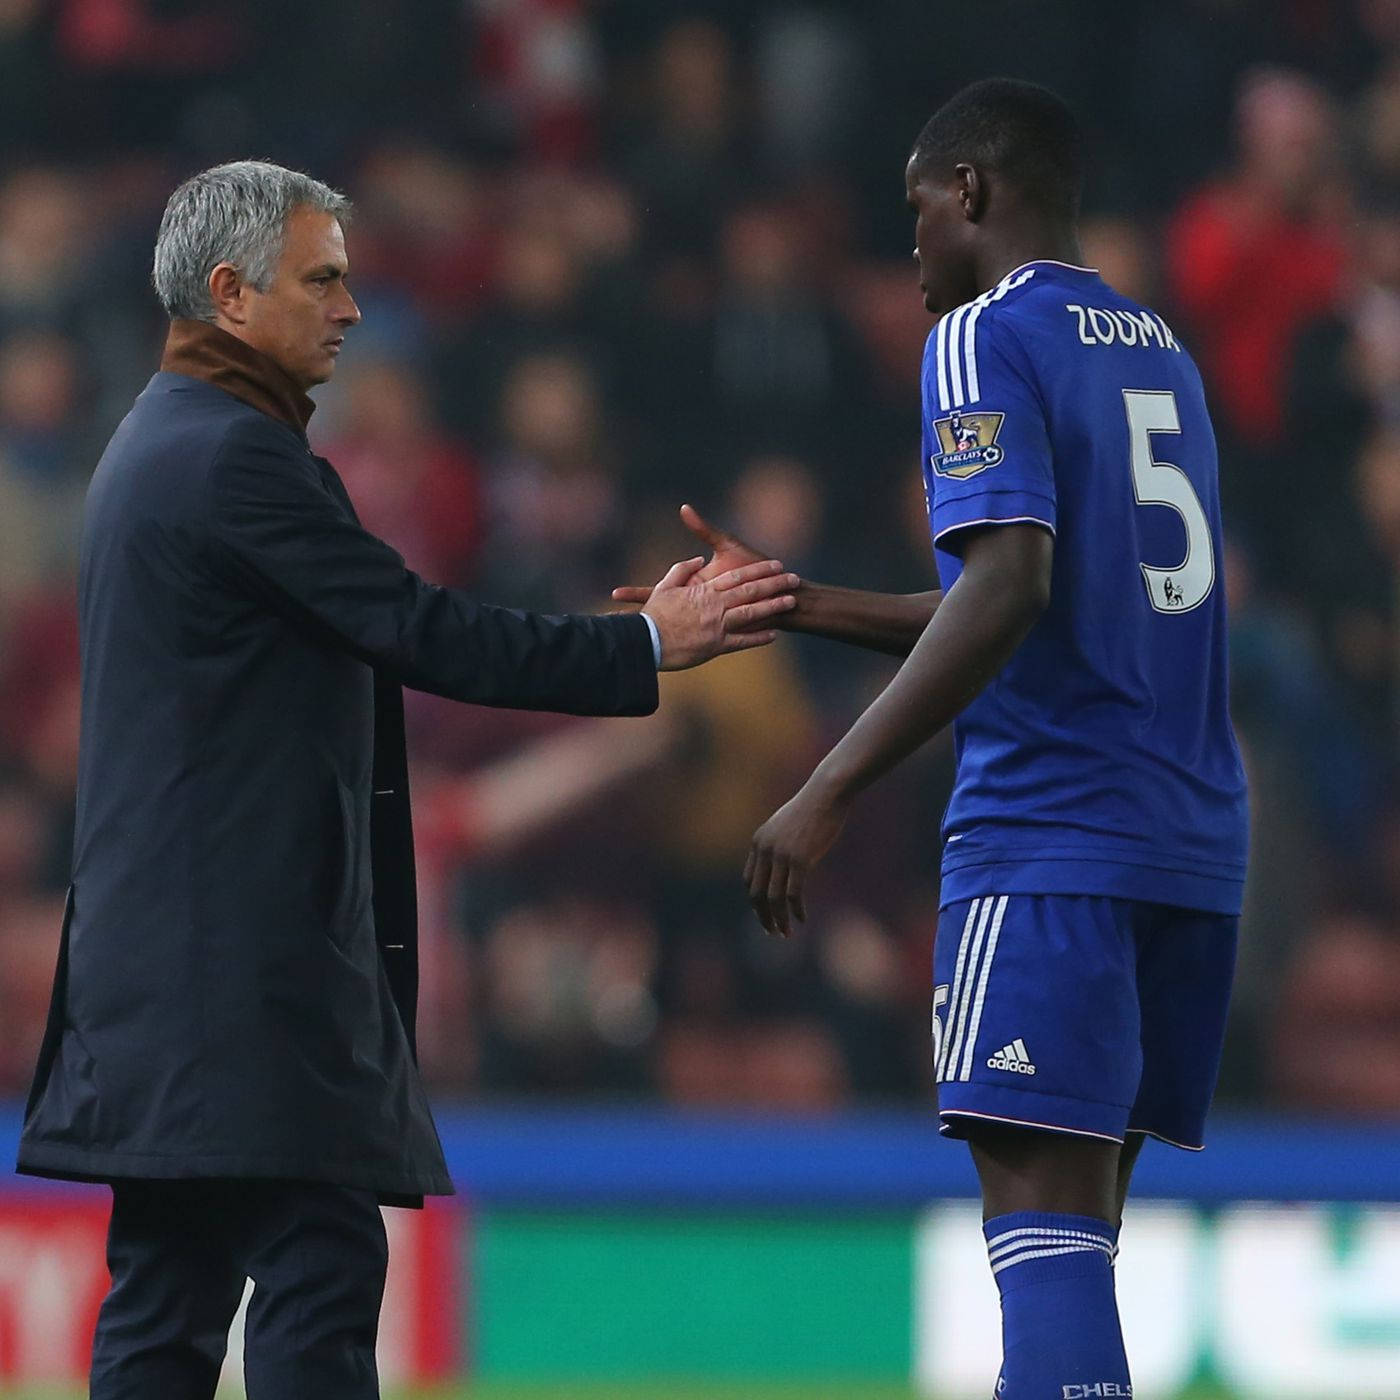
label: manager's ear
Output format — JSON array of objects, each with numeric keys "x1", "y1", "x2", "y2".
[
  {"x1": 208, "y1": 262, "x2": 251, "y2": 326},
  {"x1": 955, "y1": 162, "x2": 986, "y2": 223}
]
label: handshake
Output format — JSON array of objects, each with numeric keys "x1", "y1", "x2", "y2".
[{"x1": 613, "y1": 503, "x2": 800, "y2": 671}]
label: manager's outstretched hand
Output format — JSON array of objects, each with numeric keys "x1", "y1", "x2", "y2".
[{"x1": 641, "y1": 555, "x2": 798, "y2": 670}]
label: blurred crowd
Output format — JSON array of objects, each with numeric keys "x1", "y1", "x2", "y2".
[{"x1": 3, "y1": 0, "x2": 1400, "y2": 1117}]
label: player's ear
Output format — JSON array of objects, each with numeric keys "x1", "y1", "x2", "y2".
[{"x1": 955, "y1": 163, "x2": 985, "y2": 223}]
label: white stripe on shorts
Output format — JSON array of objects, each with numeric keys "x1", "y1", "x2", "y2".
[
  {"x1": 936, "y1": 898, "x2": 982, "y2": 1080},
  {"x1": 943, "y1": 897, "x2": 995, "y2": 1081},
  {"x1": 958, "y1": 894, "x2": 1008, "y2": 1081}
]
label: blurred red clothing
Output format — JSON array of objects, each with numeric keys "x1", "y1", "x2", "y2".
[
  {"x1": 57, "y1": 0, "x2": 243, "y2": 71},
  {"x1": 326, "y1": 435, "x2": 485, "y2": 589},
  {"x1": 347, "y1": 146, "x2": 500, "y2": 325},
  {"x1": 0, "y1": 589, "x2": 78, "y2": 759},
  {"x1": 474, "y1": 0, "x2": 599, "y2": 162},
  {"x1": 1168, "y1": 185, "x2": 1347, "y2": 448},
  {"x1": 346, "y1": 221, "x2": 499, "y2": 327}
]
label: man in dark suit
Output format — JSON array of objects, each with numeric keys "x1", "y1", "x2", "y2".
[{"x1": 15, "y1": 160, "x2": 797, "y2": 1400}]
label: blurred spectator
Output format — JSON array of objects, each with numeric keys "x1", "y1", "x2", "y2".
[
  {"x1": 816, "y1": 905, "x2": 925, "y2": 1098},
  {"x1": 431, "y1": 172, "x2": 641, "y2": 442},
  {"x1": 0, "y1": 0, "x2": 52, "y2": 152},
  {"x1": 0, "y1": 329, "x2": 90, "y2": 484},
  {"x1": 1361, "y1": 0, "x2": 1400, "y2": 54},
  {"x1": 469, "y1": 0, "x2": 602, "y2": 161},
  {"x1": 1356, "y1": 55, "x2": 1400, "y2": 197},
  {"x1": 479, "y1": 351, "x2": 627, "y2": 611},
  {"x1": 614, "y1": 17, "x2": 747, "y2": 260},
  {"x1": 1120, "y1": 1, "x2": 1261, "y2": 212},
  {"x1": 1284, "y1": 207, "x2": 1400, "y2": 492},
  {"x1": 416, "y1": 711, "x2": 680, "y2": 869},
  {"x1": 657, "y1": 1020, "x2": 850, "y2": 1109},
  {"x1": 450, "y1": 219, "x2": 577, "y2": 403},
  {"x1": 1273, "y1": 912, "x2": 1400, "y2": 1113},
  {"x1": 348, "y1": 143, "x2": 497, "y2": 336},
  {"x1": 1080, "y1": 216, "x2": 1158, "y2": 304},
  {"x1": 56, "y1": 0, "x2": 241, "y2": 73},
  {"x1": 0, "y1": 784, "x2": 49, "y2": 896},
  {"x1": 240, "y1": 1, "x2": 462, "y2": 157},
  {"x1": 637, "y1": 198, "x2": 883, "y2": 521},
  {"x1": 0, "y1": 594, "x2": 79, "y2": 786},
  {"x1": 0, "y1": 471, "x2": 77, "y2": 616},
  {"x1": 52, "y1": 0, "x2": 250, "y2": 152},
  {"x1": 753, "y1": 7, "x2": 864, "y2": 177},
  {"x1": 0, "y1": 331, "x2": 88, "y2": 620},
  {"x1": 649, "y1": 629, "x2": 818, "y2": 880},
  {"x1": 1282, "y1": 209, "x2": 1400, "y2": 706},
  {"x1": 0, "y1": 167, "x2": 93, "y2": 333},
  {"x1": 319, "y1": 357, "x2": 485, "y2": 587},
  {"x1": 1352, "y1": 428, "x2": 1400, "y2": 725},
  {"x1": 0, "y1": 589, "x2": 79, "y2": 906},
  {"x1": 476, "y1": 896, "x2": 660, "y2": 1094},
  {"x1": 711, "y1": 201, "x2": 872, "y2": 456},
  {"x1": 728, "y1": 456, "x2": 824, "y2": 571},
  {"x1": 1224, "y1": 538, "x2": 1386, "y2": 1097},
  {"x1": 409, "y1": 707, "x2": 681, "y2": 1088},
  {"x1": 1227, "y1": 542, "x2": 1383, "y2": 862},
  {"x1": 0, "y1": 892, "x2": 69, "y2": 1093},
  {"x1": 1167, "y1": 68, "x2": 1350, "y2": 452}
]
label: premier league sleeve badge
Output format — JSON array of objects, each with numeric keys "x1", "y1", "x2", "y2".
[{"x1": 930, "y1": 411, "x2": 1006, "y2": 479}]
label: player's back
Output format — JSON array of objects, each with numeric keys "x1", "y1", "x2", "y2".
[{"x1": 920, "y1": 260, "x2": 1248, "y2": 916}]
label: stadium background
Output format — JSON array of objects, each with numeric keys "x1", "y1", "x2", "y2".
[{"x1": 2, "y1": 0, "x2": 1400, "y2": 1395}]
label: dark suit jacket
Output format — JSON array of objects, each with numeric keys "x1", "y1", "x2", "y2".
[{"x1": 17, "y1": 323, "x2": 657, "y2": 1203}]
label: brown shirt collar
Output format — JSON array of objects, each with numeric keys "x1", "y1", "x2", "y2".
[{"x1": 160, "y1": 319, "x2": 316, "y2": 435}]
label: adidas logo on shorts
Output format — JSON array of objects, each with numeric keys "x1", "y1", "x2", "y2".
[{"x1": 987, "y1": 1038, "x2": 1037, "y2": 1075}]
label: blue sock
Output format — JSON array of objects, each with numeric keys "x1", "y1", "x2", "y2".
[
  {"x1": 989, "y1": 1237, "x2": 1121, "y2": 1398},
  {"x1": 983, "y1": 1211, "x2": 1130, "y2": 1398},
  {"x1": 989, "y1": 1237, "x2": 1121, "y2": 1399}
]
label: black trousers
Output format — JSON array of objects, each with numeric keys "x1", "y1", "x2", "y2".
[{"x1": 89, "y1": 1178, "x2": 389, "y2": 1400}]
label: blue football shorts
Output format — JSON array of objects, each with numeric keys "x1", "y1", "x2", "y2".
[{"x1": 931, "y1": 894, "x2": 1237, "y2": 1149}]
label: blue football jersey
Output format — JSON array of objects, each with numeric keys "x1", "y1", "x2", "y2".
[{"x1": 920, "y1": 260, "x2": 1248, "y2": 915}]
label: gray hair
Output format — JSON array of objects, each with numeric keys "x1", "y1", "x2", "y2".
[{"x1": 151, "y1": 160, "x2": 352, "y2": 322}]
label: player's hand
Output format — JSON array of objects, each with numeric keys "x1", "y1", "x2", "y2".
[
  {"x1": 745, "y1": 782, "x2": 851, "y2": 937},
  {"x1": 641, "y1": 555, "x2": 799, "y2": 671},
  {"x1": 612, "y1": 506, "x2": 781, "y2": 631}
]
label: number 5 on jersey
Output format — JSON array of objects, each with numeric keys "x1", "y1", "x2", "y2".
[{"x1": 1124, "y1": 389, "x2": 1215, "y2": 613}]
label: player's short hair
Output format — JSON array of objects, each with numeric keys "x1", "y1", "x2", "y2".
[
  {"x1": 152, "y1": 160, "x2": 351, "y2": 322},
  {"x1": 910, "y1": 78, "x2": 1083, "y2": 221}
]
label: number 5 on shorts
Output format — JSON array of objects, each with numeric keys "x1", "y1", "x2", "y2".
[{"x1": 931, "y1": 983, "x2": 950, "y2": 1073}]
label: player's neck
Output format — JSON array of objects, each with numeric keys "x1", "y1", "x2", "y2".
[{"x1": 975, "y1": 225, "x2": 1085, "y2": 295}]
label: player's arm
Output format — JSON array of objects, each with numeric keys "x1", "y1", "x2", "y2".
[
  {"x1": 612, "y1": 504, "x2": 941, "y2": 658},
  {"x1": 744, "y1": 521, "x2": 1052, "y2": 935},
  {"x1": 781, "y1": 580, "x2": 940, "y2": 658}
]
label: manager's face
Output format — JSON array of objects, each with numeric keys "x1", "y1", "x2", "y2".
[{"x1": 236, "y1": 206, "x2": 360, "y2": 389}]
